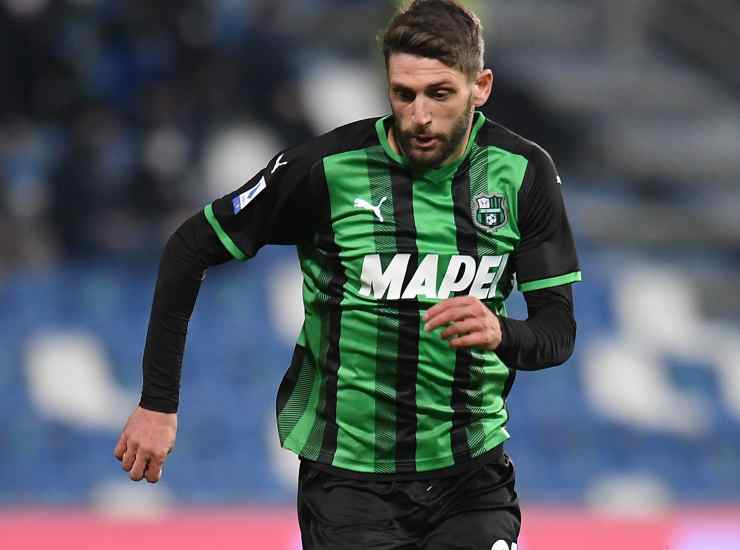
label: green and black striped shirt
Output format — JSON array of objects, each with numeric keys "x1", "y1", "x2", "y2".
[{"x1": 205, "y1": 112, "x2": 581, "y2": 475}]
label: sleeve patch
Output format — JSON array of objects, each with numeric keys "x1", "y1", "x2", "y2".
[{"x1": 232, "y1": 176, "x2": 267, "y2": 214}]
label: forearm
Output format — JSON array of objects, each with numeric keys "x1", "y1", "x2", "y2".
[
  {"x1": 495, "y1": 285, "x2": 576, "y2": 370},
  {"x1": 139, "y1": 213, "x2": 230, "y2": 413}
]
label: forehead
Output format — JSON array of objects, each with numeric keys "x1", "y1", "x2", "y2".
[{"x1": 387, "y1": 53, "x2": 466, "y2": 88}]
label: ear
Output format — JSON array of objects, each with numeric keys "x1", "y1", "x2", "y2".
[{"x1": 472, "y1": 68, "x2": 493, "y2": 107}]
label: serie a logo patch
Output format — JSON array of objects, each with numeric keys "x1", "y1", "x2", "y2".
[
  {"x1": 473, "y1": 193, "x2": 508, "y2": 232},
  {"x1": 232, "y1": 176, "x2": 267, "y2": 214}
]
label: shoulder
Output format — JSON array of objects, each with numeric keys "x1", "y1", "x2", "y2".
[
  {"x1": 276, "y1": 118, "x2": 381, "y2": 175},
  {"x1": 476, "y1": 116, "x2": 556, "y2": 173}
]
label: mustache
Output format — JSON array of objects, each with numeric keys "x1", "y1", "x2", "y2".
[{"x1": 401, "y1": 130, "x2": 445, "y2": 141}]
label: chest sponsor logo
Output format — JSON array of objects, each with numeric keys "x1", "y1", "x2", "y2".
[
  {"x1": 359, "y1": 253, "x2": 508, "y2": 300},
  {"x1": 473, "y1": 193, "x2": 507, "y2": 232}
]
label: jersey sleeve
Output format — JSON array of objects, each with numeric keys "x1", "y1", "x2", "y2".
[
  {"x1": 512, "y1": 146, "x2": 581, "y2": 292},
  {"x1": 203, "y1": 148, "x2": 323, "y2": 261}
]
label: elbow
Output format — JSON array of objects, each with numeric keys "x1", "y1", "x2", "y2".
[
  {"x1": 548, "y1": 316, "x2": 577, "y2": 368},
  {"x1": 535, "y1": 316, "x2": 576, "y2": 369}
]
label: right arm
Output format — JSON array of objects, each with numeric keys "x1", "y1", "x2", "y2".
[
  {"x1": 113, "y1": 213, "x2": 230, "y2": 482},
  {"x1": 114, "y1": 147, "x2": 323, "y2": 482}
]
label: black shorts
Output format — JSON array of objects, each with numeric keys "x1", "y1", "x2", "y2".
[{"x1": 297, "y1": 450, "x2": 520, "y2": 550}]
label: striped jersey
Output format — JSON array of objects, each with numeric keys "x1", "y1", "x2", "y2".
[{"x1": 204, "y1": 112, "x2": 581, "y2": 475}]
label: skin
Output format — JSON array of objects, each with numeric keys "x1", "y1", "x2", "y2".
[
  {"x1": 386, "y1": 53, "x2": 492, "y2": 171},
  {"x1": 114, "y1": 407, "x2": 175, "y2": 483},
  {"x1": 114, "y1": 52, "x2": 501, "y2": 483}
]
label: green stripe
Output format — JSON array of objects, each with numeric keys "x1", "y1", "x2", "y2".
[
  {"x1": 519, "y1": 271, "x2": 582, "y2": 292},
  {"x1": 286, "y1": 246, "x2": 338, "y2": 459},
  {"x1": 203, "y1": 204, "x2": 247, "y2": 261},
  {"x1": 277, "y1": 338, "x2": 317, "y2": 446},
  {"x1": 412, "y1": 173, "x2": 458, "y2": 469},
  {"x1": 323, "y1": 148, "x2": 380, "y2": 471},
  {"x1": 300, "y1": 295, "x2": 333, "y2": 460},
  {"x1": 468, "y1": 144, "x2": 524, "y2": 455},
  {"x1": 482, "y1": 145, "x2": 529, "y2": 252},
  {"x1": 465, "y1": 146, "x2": 490, "y2": 452},
  {"x1": 331, "y1": 308, "x2": 377, "y2": 469},
  {"x1": 281, "y1": 321, "x2": 325, "y2": 456}
]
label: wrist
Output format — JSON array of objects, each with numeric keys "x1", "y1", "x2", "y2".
[{"x1": 139, "y1": 394, "x2": 178, "y2": 414}]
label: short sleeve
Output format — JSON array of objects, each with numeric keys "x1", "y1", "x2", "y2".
[
  {"x1": 513, "y1": 146, "x2": 581, "y2": 292},
  {"x1": 204, "y1": 148, "x2": 323, "y2": 261}
]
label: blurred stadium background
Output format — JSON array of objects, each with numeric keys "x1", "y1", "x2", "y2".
[{"x1": 1, "y1": 0, "x2": 739, "y2": 548}]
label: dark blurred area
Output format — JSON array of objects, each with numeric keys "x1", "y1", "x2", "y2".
[{"x1": 0, "y1": 0, "x2": 323, "y2": 270}]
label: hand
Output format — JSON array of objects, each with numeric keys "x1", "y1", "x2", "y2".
[
  {"x1": 424, "y1": 296, "x2": 502, "y2": 351},
  {"x1": 114, "y1": 406, "x2": 177, "y2": 483}
]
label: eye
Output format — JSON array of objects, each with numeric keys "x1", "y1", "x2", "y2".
[
  {"x1": 396, "y1": 89, "x2": 415, "y2": 103},
  {"x1": 430, "y1": 89, "x2": 451, "y2": 101}
]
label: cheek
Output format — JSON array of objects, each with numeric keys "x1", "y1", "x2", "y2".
[
  {"x1": 438, "y1": 104, "x2": 461, "y2": 121},
  {"x1": 436, "y1": 96, "x2": 468, "y2": 117},
  {"x1": 432, "y1": 103, "x2": 466, "y2": 132},
  {"x1": 389, "y1": 101, "x2": 410, "y2": 121}
]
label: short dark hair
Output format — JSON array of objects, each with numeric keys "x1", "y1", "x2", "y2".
[{"x1": 381, "y1": 0, "x2": 485, "y2": 80}]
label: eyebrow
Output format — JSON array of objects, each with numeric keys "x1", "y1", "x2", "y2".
[{"x1": 391, "y1": 80, "x2": 456, "y2": 92}]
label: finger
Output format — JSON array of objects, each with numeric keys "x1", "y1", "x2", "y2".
[
  {"x1": 440, "y1": 318, "x2": 481, "y2": 340},
  {"x1": 425, "y1": 305, "x2": 475, "y2": 331},
  {"x1": 113, "y1": 434, "x2": 127, "y2": 461},
  {"x1": 145, "y1": 458, "x2": 164, "y2": 484},
  {"x1": 448, "y1": 332, "x2": 488, "y2": 349},
  {"x1": 121, "y1": 442, "x2": 138, "y2": 471},
  {"x1": 424, "y1": 296, "x2": 476, "y2": 322},
  {"x1": 130, "y1": 452, "x2": 150, "y2": 482}
]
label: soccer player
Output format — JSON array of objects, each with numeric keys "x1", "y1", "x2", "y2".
[{"x1": 114, "y1": 1, "x2": 580, "y2": 548}]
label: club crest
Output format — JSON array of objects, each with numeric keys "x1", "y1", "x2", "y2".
[{"x1": 473, "y1": 193, "x2": 508, "y2": 232}]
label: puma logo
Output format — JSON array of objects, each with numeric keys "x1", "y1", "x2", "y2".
[
  {"x1": 271, "y1": 154, "x2": 289, "y2": 174},
  {"x1": 354, "y1": 196, "x2": 387, "y2": 223}
]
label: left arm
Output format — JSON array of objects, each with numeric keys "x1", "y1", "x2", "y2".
[
  {"x1": 423, "y1": 283, "x2": 575, "y2": 370},
  {"x1": 425, "y1": 143, "x2": 580, "y2": 369},
  {"x1": 496, "y1": 284, "x2": 575, "y2": 369}
]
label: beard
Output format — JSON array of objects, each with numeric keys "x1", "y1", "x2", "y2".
[{"x1": 393, "y1": 95, "x2": 474, "y2": 171}]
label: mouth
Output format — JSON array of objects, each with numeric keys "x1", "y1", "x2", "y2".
[{"x1": 410, "y1": 135, "x2": 439, "y2": 150}]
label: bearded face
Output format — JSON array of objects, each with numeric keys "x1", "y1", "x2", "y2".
[{"x1": 387, "y1": 54, "x2": 484, "y2": 171}]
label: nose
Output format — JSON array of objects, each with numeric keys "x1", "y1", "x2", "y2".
[{"x1": 410, "y1": 96, "x2": 431, "y2": 128}]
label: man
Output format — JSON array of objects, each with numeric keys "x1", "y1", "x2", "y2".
[{"x1": 114, "y1": 1, "x2": 580, "y2": 548}]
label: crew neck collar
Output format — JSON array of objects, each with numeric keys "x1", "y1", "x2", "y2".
[{"x1": 375, "y1": 111, "x2": 486, "y2": 181}]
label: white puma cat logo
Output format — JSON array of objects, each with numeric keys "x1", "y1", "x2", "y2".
[
  {"x1": 271, "y1": 154, "x2": 289, "y2": 174},
  {"x1": 354, "y1": 196, "x2": 387, "y2": 223}
]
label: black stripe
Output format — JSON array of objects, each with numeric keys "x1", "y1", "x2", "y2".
[
  {"x1": 276, "y1": 344, "x2": 306, "y2": 419},
  {"x1": 451, "y1": 158, "x2": 477, "y2": 263},
  {"x1": 368, "y1": 147, "x2": 399, "y2": 471},
  {"x1": 498, "y1": 260, "x2": 517, "y2": 402},
  {"x1": 317, "y1": 164, "x2": 345, "y2": 464},
  {"x1": 390, "y1": 166, "x2": 419, "y2": 473},
  {"x1": 450, "y1": 160, "x2": 475, "y2": 461},
  {"x1": 502, "y1": 368, "x2": 516, "y2": 400}
]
